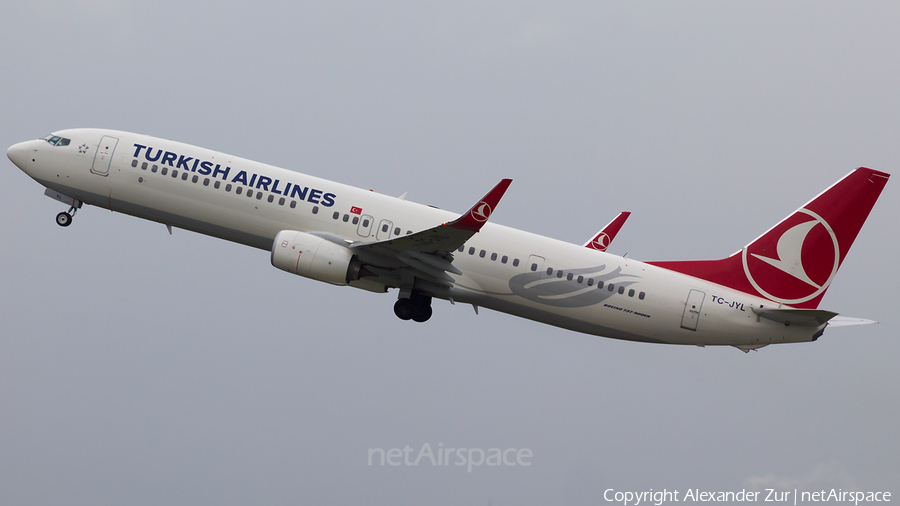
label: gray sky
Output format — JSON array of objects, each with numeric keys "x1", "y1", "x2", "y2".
[{"x1": 1, "y1": 2, "x2": 898, "y2": 504}]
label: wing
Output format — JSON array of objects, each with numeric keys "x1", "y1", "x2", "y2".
[
  {"x1": 583, "y1": 211, "x2": 630, "y2": 252},
  {"x1": 348, "y1": 179, "x2": 512, "y2": 289}
]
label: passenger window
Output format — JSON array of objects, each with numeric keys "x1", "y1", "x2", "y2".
[
  {"x1": 531, "y1": 263, "x2": 537, "y2": 271},
  {"x1": 479, "y1": 250, "x2": 486, "y2": 258},
  {"x1": 203, "y1": 178, "x2": 210, "y2": 186},
  {"x1": 226, "y1": 184, "x2": 232, "y2": 192},
  {"x1": 236, "y1": 187, "x2": 242, "y2": 195},
  {"x1": 214, "y1": 181, "x2": 221, "y2": 189},
  {"x1": 290, "y1": 201, "x2": 297, "y2": 209},
  {"x1": 577, "y1": 275, "x2": 584, "y2": 283},
  {"x1": 172, "y1": 170, "x2": 178, "y2": 178},
  {"x1": 490, "y1": 253, "x2": 497, "y2": 261},
  {"x1": 469, "y1": 247, "x2": 475, "y2": 255},
  {"x1": 380, "y1": 224, "x2": 387, "y2": 233},
  {"x1": 546, "y1": 268, "x2": 553, "y2": 275},
  {"x1": 501, "y1": 255, "x2": 508, "y2": 264},
  {"x1": 247, "y1": 189, "x2": 253, "y2": 197},
  {"x1": 587, "y1": 278, "x2": 594, "y2": 286},
  {"x1": 343, "y1": 214, "x2": 349, "y2": 222},
  {"x1": 618, "y1": 286, "x2": 625, "y2": 294},
  {"x1": 279, "y1": 197, "x2": 285, "y2": 205},
  {"x1": 192, "y1": 175, "x2": 198, "y2": 183},
  {"x1": 608, "y1": 283, "x2": 614, "y2": 292},
  {"x1": 513, "y1": 259, "x2": 520, "y2": 267},
  {"x1": 256, "y1": 192, "x2": 263, "y2": 200},
  {"x1": 131, "y1": 160, "x2": 138, "y2": 168},
  {"x1": 597, "y1": 280, "x2": 604, "y2": 289},
  {"x1": 557, "y1": 271, "x2": 564, "y2": 278},
  {"x1": 333, "y1": 211, "x2": 340, "y2": 219},
  {"x1": 152, "y1": 165, "x2": 158, "y2": 173},
  {"x1": 267, "y1": 195, "x2": 274, "y2": 203},
  {"x1": 182, "y1": 172, "x2": 188, "y2": 180},
  {"x1": 312, "y1": 206, "x2": 319, "y2": 214},
  {"x1": 362, "y1": 218, "x2": 369, "y2": 227},
  {"x1": 628, "y1": 289, "x2": 635, "y2": 297},
  {"x1": 394, "y1": 227, "x2": 400, "y2": 235},
  {"x1": 458, "y1": 246, "x2": 464, "y2": 252},
  {"x1": 567, "y1": 273, "x2": 573, "y2": 281},
  {"x1": 639, "y1": 292, "x2": 646, "y2": 300},
  {"x1": 352, "y1": 217, "x2": 359, "y2": 225},
  {"x1": 161, "y1": 167, "x2": 168, "y2": 175},
  {"x1": 406, "y1": 231, "x2": 412, "y2": 235}
]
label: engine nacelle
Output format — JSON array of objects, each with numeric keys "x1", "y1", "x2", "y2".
[{"x1": 271, "y1": 230, "x2": 356, "y2": 286}]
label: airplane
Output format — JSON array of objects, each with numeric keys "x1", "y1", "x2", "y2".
[
  {"x1": 7, "y1": 129, "x2": 890, "y2": 351},
  {"x1": 584, "y1": 211, "x2": 630, "y2": 252}
]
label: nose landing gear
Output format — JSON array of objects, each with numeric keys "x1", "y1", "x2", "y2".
[
  {"x1": 55, "y1": 206, "x2": 78, "y2": 227},
  {"x1": 394, "y1": 292, "x2": 433, "y2": 323}
]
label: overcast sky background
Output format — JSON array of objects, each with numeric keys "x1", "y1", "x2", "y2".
[{"x1": 1, "y1": 2, "x2": 898, "y2": 505}]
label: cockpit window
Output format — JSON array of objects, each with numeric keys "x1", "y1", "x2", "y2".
[{"x1": 42, "y1": 134, "x2": 71, "y2": 146}]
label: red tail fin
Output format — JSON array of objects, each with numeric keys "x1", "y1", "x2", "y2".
[{"x1": 649, "y1": 168, "x2": 890, "y2": 308}]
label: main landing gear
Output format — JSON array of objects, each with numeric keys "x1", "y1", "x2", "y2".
[
  {"x1": 394, "y1": 292, "x2": 433, "y2": 323},
  {"x1": 56, "y1": 206, "x2": 77, "y2": 227}
]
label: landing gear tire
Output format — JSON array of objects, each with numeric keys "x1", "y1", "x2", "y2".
[
  {"x1": 56, "y1": 212, "x2": 72, "y2": 227},
  {"x1": 394, "y1": 293, "x2": 433, "y2": 323},
  {"x1": 412, "y1": 305, "x2": 432, "y2": 323},
  {"x1": 394, "y1": 299, "x2": 414, "y2": 320}
]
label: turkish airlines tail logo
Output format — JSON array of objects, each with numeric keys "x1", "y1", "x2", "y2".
[
  {"x1": 750, "y1": 220, "x2": 823, "y2": 289},
  {"x1": 591, "y1": 233, "x2": 611, "y2": 251},
  {"x1": 471, "y1": 201, "x2": 492, "y2": 222},
  {"x1": 743, "y1": 209, "x2": 839, "y2": 305}
]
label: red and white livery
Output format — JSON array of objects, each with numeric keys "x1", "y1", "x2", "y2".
[{"x1": 7, "y1": 129, "x2": 890, "y2": 351}]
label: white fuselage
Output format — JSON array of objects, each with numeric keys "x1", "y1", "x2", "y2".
[{"x1": 9, "y1": 128, "x2": 823, "y2": 347}]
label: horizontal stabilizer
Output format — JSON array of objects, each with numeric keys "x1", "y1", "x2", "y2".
[
  {"x1": 827, "y1": 316, "x2": 878, "y2": 327},
  {"x1": 752, "y1": 308, "x2": 837, "y2": 326}
]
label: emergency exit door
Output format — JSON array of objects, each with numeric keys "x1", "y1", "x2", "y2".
[{"x1": 681, "y1": 289, "x2": 706, "y2": 331}]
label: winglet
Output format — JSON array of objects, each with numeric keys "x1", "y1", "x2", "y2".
[
  {"x1": 446, "y1": 178, "x2": 513, "y2": 232},
  {"x1": 584, "y1": 211, "x2": 631, "y2": 251}
]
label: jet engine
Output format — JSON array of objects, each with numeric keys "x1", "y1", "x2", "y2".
[{"x1": 271, "y1": 230, "x2": 360, "y2": 285}]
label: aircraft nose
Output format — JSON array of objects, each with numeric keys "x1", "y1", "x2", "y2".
[{"x1": 7, "y1": 141, "x2": 32, "y2": 170}]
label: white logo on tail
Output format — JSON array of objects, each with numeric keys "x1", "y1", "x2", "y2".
[
  {"x1": 471, "y1": 201, "x2": 492, "y2": 222},
  {"x1": 591, "y1": 233, "x2": 610, "y2": 251},
  {"x1": 741, "y1": 208, "x2": 840, "y2": 305},
  {"x1": 750, "y1": 220, "x2": 822, "y2": 289}
]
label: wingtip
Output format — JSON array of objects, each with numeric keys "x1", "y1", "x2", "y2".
[{"x1": 447, "y1": 178, "x2": 513, "y2": 232}]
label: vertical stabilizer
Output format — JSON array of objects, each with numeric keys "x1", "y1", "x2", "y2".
[{"x1": 649, "y1": 168, "x2": 889, "y2": 309}]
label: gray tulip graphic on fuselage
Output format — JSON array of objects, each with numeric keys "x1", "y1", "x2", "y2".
[{"x1": 508, "y1": 265, "x2": 641, "y2": 308}]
